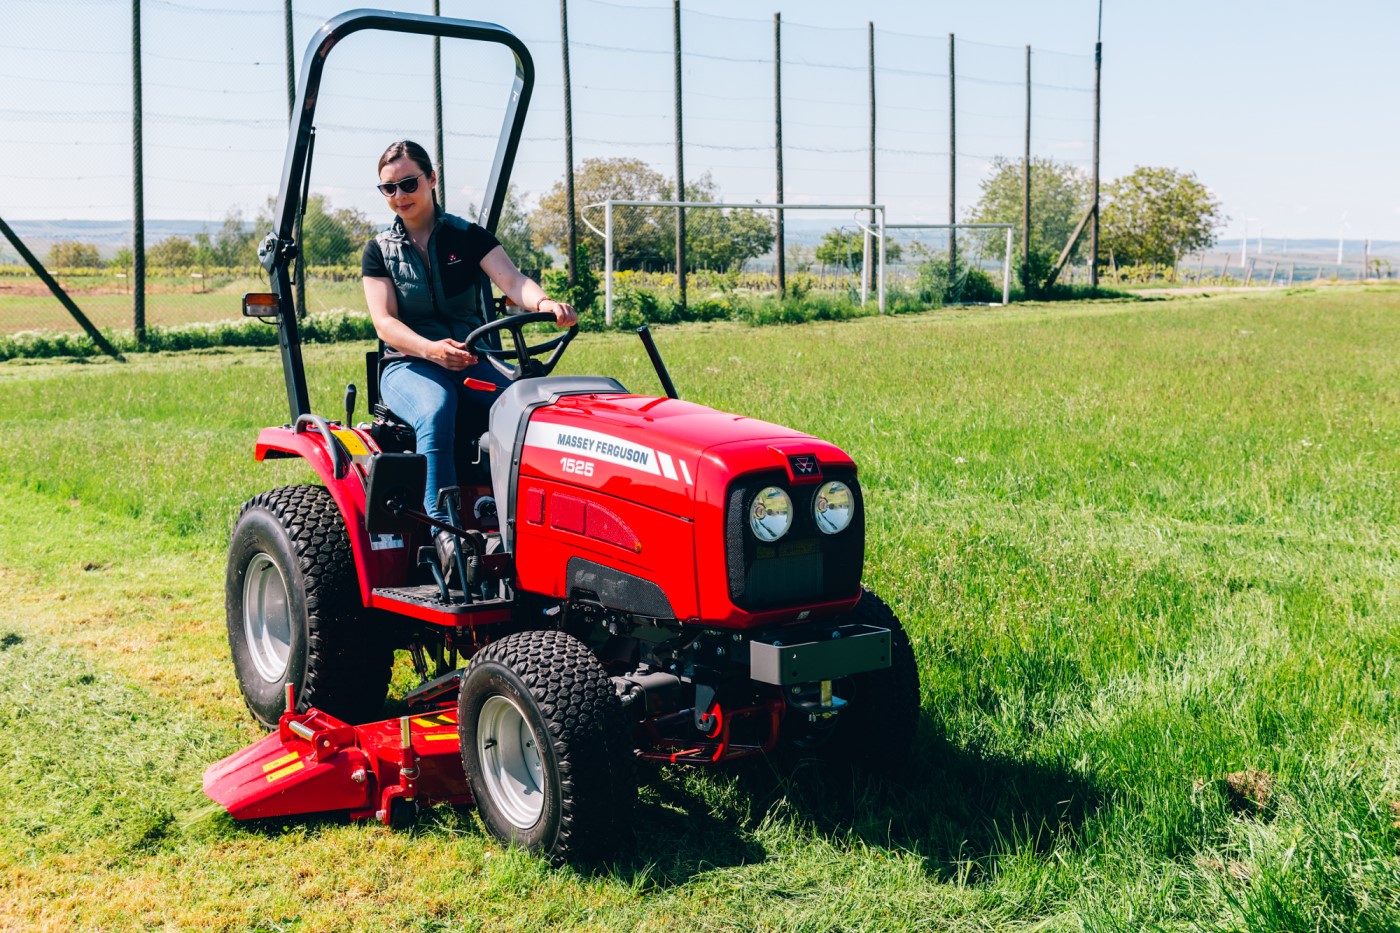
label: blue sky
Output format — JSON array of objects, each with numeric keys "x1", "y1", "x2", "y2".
[{"x1": 3, "y1": 0, "x2": 1397, "y2": 241}]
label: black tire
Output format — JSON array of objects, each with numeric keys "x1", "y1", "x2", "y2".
[
  {"x1": 458, "y1": 630, "x2": 635, "y2": 863},
  {"x1": 783, "y1": 587, "x2": 921, "y2": 773},
  {"x1": 225, "y1": 485, "x2": 393, "y2": 728}
]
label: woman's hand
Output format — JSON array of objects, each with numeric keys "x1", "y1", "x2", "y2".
[
  {"x1": 539, "y1": 297, "x2": 577, "y2": 327},
  {"x1": 424, "y1": 338, "x2": 478, "y2": 370}
]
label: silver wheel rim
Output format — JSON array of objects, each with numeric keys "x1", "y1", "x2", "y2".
[
  {"x1": 242, "y1": 553, "x2": 293, "y2": 683},
  {"x1": 477, "y1": 694, "x2": 546, "y2": 829}
]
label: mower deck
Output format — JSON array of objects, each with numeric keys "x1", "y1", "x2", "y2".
[{"x1": 204, "y1": 702, "x2": 474, "y2": 824}]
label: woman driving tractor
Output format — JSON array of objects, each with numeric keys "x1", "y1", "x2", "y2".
[{"x1": 361, "y1": 139, "x2": 576, "y2": 576}]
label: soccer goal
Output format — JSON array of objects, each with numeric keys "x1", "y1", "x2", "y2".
[
  {"x1": 880, "y1": 223, "x2": 1015, "y2": 306},
  {"x1": 584, "y1": 200, "x2": 888, "y2": 324}
]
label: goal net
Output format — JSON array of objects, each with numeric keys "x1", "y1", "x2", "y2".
[{"x1": 582, "y1": 200, "x2": 889, "y2": 322}]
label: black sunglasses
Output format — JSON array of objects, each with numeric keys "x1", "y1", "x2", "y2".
[{"x1": 376, "y1": 173, "x2": 425, "y2": 196}]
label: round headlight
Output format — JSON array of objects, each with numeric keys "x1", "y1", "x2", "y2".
[
  {"x1": 813, "y1": 480, "x2": 854, "y2": 535},
  {"x1": 749, "y1": 486, "x2": 793, "y2": 542}
]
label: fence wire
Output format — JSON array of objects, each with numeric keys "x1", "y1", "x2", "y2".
[{"x1": 6, "y1": 0, "x2": 1370, "y2": 337}]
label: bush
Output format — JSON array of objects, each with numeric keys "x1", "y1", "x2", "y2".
[
  {"x1": 541, "y1": 244, "x2": 600, "y2": 313},
  {"x1": 46, "y1": 242, "x2": 101, "y2": 269}
]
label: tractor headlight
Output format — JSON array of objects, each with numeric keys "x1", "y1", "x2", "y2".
[
  {"x1": 813, "y1": 480, "x2": 855, "y2": 535},
  {"x1": 749, "y1": 486, "x2": 793, "y2": 542}
]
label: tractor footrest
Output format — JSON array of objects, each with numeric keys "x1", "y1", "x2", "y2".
[{"x1": 372, "y1": 585, "x2": 513, "y2": 615}]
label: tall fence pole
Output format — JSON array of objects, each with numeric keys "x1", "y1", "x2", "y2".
[
  {"x1": 131, "y1": 0, "x2": 145, "y2": 340},
  {"x1": 1021, "y1": 44, "x2": 1031, "y2": 297},
  {"x1": 561, "y1": 0, "x2": 577, "y2": 287},
  {"x1": 433, "y1": 0, "x2": 445, "y2": 210},
  {"x1": 774, "y1": 12, "x2": 785, "y2": 296},
  {"x1": 672, "y1": 0, "x2": 686, "y2": 309},
  {"x1": 1090, "y1": 39, "x2": 1101, "y2": 288},
  {"x1": 948, "y1": 33, "x2": 956, "y2": 274},
  {"x1": 284, "y1": 0, "x2": 295, "y2": 119},
  {"x1": 864, "y1": 21, "x2": 875, "y2": 304}
]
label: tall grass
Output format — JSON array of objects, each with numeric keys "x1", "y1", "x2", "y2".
[{"x1": 0, "y1": 286, "x2": 1396, "y2": 929}]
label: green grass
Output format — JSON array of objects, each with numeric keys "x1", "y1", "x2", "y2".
[
  {"x1": 0, "y1": 287, "x2": 1396, "y2": 930},
  {"x1": 0, "y1": 277, "x2": 366, "y2": 334}
]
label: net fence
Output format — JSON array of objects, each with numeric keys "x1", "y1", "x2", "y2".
[{"x1": 6, "y1": 0, "x2": 1217, "y2": 338}]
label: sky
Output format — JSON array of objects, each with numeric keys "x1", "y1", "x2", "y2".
[{"x1": 2, "y1": 0, "x2": 1398, "y2": 243}]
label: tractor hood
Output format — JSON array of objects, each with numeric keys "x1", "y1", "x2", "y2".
[{"x1": 518, "y1": 393, "x2": 855, "y2": 520}]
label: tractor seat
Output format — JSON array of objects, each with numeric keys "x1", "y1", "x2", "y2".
[{"x1": 364, "y1": 349, "x2": 492, "y2": 482}]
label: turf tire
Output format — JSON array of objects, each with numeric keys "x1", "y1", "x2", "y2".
[
  {"x1": 225, "y1": 484, "x2": 393, "y2": 728},
  {"x1": 458, "y1": 629, "x2": 635, "y2": 863}
]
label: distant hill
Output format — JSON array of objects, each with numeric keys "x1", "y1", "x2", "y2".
[{"x1": 3, "y1": 218, "x2": 1397, "y2": 265}]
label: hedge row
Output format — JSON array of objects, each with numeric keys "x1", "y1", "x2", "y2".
[{"x1": 1, "y1": 281, "x2": 1135, "y2": 362}]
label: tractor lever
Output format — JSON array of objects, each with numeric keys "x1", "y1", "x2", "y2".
[{"x1": 636, "y1": 325, "x2": 679, "y2": 399}]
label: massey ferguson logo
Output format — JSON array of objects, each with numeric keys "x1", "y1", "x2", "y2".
[{"x1": 789, "y1": 454, "x2": 818, "y2": 477}]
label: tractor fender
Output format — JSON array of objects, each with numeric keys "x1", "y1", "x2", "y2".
[{"x1": 254, "y1": 425, "x2": 410, "y2": 603}]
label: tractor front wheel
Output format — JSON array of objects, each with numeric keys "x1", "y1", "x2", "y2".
[
  {"x1": 458, "y1": 630, "x2": 635, "y2": 863},
  {"x1": 225, "y1": 485, "x2": 392, "y2": 727}
]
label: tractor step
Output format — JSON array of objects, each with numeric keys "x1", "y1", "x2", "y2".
[
  {"x1": 370, "y1": 585, "x2": 513, "y2": 619},
  {"x1": 204, "y1": 704, "x2": 473, "y2": 824}
]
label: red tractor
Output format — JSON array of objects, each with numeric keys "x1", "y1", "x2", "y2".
[{"x1": 205, "y1": 9, "x2": 920, "y2": 863}]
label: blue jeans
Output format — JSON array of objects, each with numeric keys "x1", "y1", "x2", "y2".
[{"x1": 380, "y1": 357, "x2": 511, "y2": 526}]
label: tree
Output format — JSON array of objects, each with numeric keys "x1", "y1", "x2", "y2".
[
  {"x1": 46, "y1": 241, "x2": 100, "y2": 268},
  {"x1": 531, "y1": 157, "x2": 671, "y2": 269},
  {"x1": 255, "y1": 195, "x2": 377, "y2": 267},
  {"x1": 813, "y1": 228, "x2": 902, "y2": 272},
  {"x1": 477, "y1": 185, "x2": 552, "y2": 274},
  {"x1": 681, "y1": 174, "x2": 774, "y2": 273},
  {"x1": 148, "y1": 235, "x2": 196, "y2": 271},
  {"x1": 1100, "y1": 166, "x2": 1223, "y2": 268},
  {"x1": 967, "y1": 156, "x2": 1090, "y2": 288},
  {"x1": 211, "y1": 209, "x2": 258, "y2": 267}
]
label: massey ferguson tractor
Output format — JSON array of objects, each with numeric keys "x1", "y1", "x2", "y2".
[{"x1": 204, "y1": 9, "x2": 920, "y2": 863}]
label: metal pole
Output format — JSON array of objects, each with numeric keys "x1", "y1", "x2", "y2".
[
  {"x1": 561, "y1": 0, "x2": 577, "y2": 287},
  {"x1": 877, "y1": 208, "x2": 886, "y2": 314},
  {"x1": 433, "y1": 0, "x2": 445, "y2": 210},
  {"x1": 673, "y1": 0, "x2": 686, "y2": 309},
  {"x1": 1021, "y1": 44, "x2": 1031, "y2": 297},
  {"x1": 284, "y1": 0, "x2": 295, "y2": 120},
  {"x1": 1090, "y1": 39, "x2": 1101, "y2": 289},
  {"x1": 864, "y1": 21, "x2": 875, "y2": 304},
  {"x1": 948, "y1": 33, "x2": 956, "y2": 275},
  {"x1": 0, "y1": 216, "x2": 124, "y2": 360},
  {"x1": 132, "y1": 0, "x2": 145, "y2": 340},
  {"x1": 604, "y1": 201, "x2": 614, "y2": 324},
  {"x1": 774, "y1": 12, "x2": 785, "y2": 296},
  {"x1": 1002, "y1": 227, "x2": 1012, "y2": 304}
]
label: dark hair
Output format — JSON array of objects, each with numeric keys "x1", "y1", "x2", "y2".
[{"x1": 378, "y1": 140, "x2": 437, "y2": 204}]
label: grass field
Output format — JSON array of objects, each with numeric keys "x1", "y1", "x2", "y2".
[
  {"x1": 0, "y1": 286, "x2": 1396, "y2": 931},
  {"x1": 0, "y1": 277, "x2": 365, "y2": 335}
]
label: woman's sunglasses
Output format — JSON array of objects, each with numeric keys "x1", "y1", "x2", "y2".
[{"x1": 376, "y1": 173, "x2": 425, "y2": 196}]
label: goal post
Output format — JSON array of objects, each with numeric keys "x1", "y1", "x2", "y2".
[
  {"x1": 882, "y1": 223, "x2": 1015, "y2": 306},
  {"x1": 585, "y1": 200, "x2": 887, "y2": 324}
]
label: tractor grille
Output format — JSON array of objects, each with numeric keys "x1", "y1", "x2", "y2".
[{"x1": 725, "y1": 468, "x2": 864, "y2": 610}]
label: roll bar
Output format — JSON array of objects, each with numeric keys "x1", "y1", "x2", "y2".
[{"x1": 260, "y1": 9, "x2": 535, "y2": 423}]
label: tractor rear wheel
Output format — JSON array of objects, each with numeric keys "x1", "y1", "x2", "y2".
[
  {"x1": 225, "y1": 485, "x2": 392, "y2": 728},
  {"x1": 783, "y1": 587, "x2": 921, "y2": 773},
  {"x1": 457, "y1": 630, "x2": 635, "y2": 863}
]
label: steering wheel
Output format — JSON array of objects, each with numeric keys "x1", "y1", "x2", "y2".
[{"x1": 463, "y1": 311, "x2": 579, "y2": 382}]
